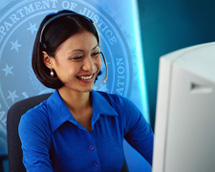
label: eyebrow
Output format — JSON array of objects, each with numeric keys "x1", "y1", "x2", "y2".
[{"x1": 68, "y1": 44, "x2": 100, "y2": 55}]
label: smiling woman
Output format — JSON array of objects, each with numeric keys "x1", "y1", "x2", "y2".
[
  {"x1": 18, "y1": 9, "x2": 154, "y2": 172},
  {"x1": 42, "y1": 31, "x2": 102, "y2": 94}
]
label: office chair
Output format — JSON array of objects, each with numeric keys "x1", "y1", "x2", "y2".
[{"x1": 7, "y1": 93, "x2": 52, "y2": 172}]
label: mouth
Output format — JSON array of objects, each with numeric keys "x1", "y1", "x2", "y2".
[
  {"x1": 78, "y1": 74, "x2": 94, "y2": 80},
  {"x1": 77, "y1": 73, "x2": 95, "y2": 83}
]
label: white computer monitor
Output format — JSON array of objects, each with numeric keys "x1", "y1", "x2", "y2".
[{"x1": 152, "y1": 42, "x2": 215, "y2": 172}]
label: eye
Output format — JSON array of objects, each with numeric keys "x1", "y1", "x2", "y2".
[
  {"x1": 70, "y1": 55, "x2": 83, "y2": 61},
  {"x1": 91, "y1": 51, "x2": 100, "y2": 57}
]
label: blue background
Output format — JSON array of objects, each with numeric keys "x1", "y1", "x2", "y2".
[
  {"x1": 138, "y1": 0, "x2": 215, "y2": 130},
  {"x1": 1, "y1": 0, "x2": 215, "y2": 171},
  {"x1": 0, "y1": 0, "x2": 149, "y2": 171}
]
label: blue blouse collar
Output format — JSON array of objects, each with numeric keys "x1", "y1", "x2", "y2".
[{"x1": 46, "y1": 90, "x2": 118, "y2": 132}]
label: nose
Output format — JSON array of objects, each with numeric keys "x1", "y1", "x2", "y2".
[{"x1": 82, "y1": 55, "x2": 95, "y2": 72}]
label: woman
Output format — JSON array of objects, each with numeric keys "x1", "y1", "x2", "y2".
[{"x1": 18, "y1": 10, "x2": 154, "y2": 172}]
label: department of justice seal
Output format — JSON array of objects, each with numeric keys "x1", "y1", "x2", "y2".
[{"x1": 0, "y1": 0, "x2": 133, "y2": 152}]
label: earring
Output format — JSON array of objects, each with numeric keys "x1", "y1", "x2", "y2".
[
  {"x1": 100, "y1": 51, "x2": 108, "y2": 83},
  {"x1": 50, "y1": 69, "x2": 54, "y2": 77}
]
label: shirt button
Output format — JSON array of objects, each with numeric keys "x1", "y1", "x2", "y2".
[
  {"x1": 93, "y1": 162, "x2": 99, "y2": 168},
  {"x1": 89, "y1": 145, "x2": 94, "y2": 150}
]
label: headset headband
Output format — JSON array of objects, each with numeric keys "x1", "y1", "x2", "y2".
[{"x1": 39, "y1": 12, "x2": 94, "y2": 47}]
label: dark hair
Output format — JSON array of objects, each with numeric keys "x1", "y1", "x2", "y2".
[{"x1": 32, "y1": 10, "x2": 100, "y2": 89}]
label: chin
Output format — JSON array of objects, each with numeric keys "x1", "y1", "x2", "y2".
[{"x1": 80, "y1": 86, "x2": 94, "y2": 93}]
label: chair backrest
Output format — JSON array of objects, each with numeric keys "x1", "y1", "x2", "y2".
[{"x1": 7, "y1": 93, "x2": 52, "y2": 172}]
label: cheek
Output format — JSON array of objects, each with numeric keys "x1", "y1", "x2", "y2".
[{"x1": 54, "y1": 62, "x2": 76, "y2": 76}]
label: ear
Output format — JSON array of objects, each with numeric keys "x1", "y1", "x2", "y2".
[{"x1": 42, "y1": 51, "x2": 53, "y2": 69}]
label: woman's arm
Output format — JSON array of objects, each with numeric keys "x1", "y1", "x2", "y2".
[
  {"x1": 122, "y1": 98, "x2": 154, "y2": 165},
  {"x1": 18, "y1": 109, "x2": 53, "y2": 172}
]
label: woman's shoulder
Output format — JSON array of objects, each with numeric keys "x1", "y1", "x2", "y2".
[
  {"x1": 18, "y1": 99, "x2": 52, "y2": 149},
  {"x1": 95, "y1": 91, "x2": 137, "y2": 112},
  {"x1": 19, "y1": 100, "x2": 50, "y2": 129}
]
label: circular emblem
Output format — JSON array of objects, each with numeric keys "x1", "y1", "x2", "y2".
[{"x1": 0, "y1": 0, "x2": 133, "y2": 151}]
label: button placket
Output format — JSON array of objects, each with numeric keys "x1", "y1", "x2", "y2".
[{"x1": 86, "y1": 131, "x2": 100, "y2": 169}]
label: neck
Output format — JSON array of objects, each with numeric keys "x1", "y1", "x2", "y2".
[{"x1": 58, "y1": 87, "x2": 91, "y2": 115}]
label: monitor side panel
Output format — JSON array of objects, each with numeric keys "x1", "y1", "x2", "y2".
[
  {"x1": 152, "y1": 57, "x2": 173, "y2": 172},
  {"x1": 153, "y1": 42, "x2": 215, "y2": 172},
  {"x1": 165, "y1": 64, "x2": 215, "y2": 172}
]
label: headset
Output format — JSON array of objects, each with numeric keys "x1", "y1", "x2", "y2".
[{"x1": 39, "y1": 12, "x2": 108, "y2": 83}]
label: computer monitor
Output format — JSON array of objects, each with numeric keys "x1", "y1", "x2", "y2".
[{"x1": 152, "y1": 42, "x2": 215, "y2": 172}]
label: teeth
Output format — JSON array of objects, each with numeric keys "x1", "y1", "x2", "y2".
[{"x1": 79, "y1": 75, "x2": 93, "y2": 80}]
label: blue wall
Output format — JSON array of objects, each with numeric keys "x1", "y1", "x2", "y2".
[
  {"x1": 138, "y1": 0, "x2": 215, "y2": 130},
  {"x1": 0, "y1": 0, "x2": 150, "y2": 171},
  {"x1": 2, "y1": 0, "x2": 214, "y2": 171}
]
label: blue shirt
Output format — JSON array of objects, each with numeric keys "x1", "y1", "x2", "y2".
[{"x1": 19, "y1": 90, "x2": 154, "y2": 172}]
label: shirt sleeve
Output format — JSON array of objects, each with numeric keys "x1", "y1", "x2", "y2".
[
  {"x1": 120, "y1": 97, "x2": 154, "y2": 165},
  {"x1": 18, "y1": 108, "x2": 53, "y2": 172}
]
